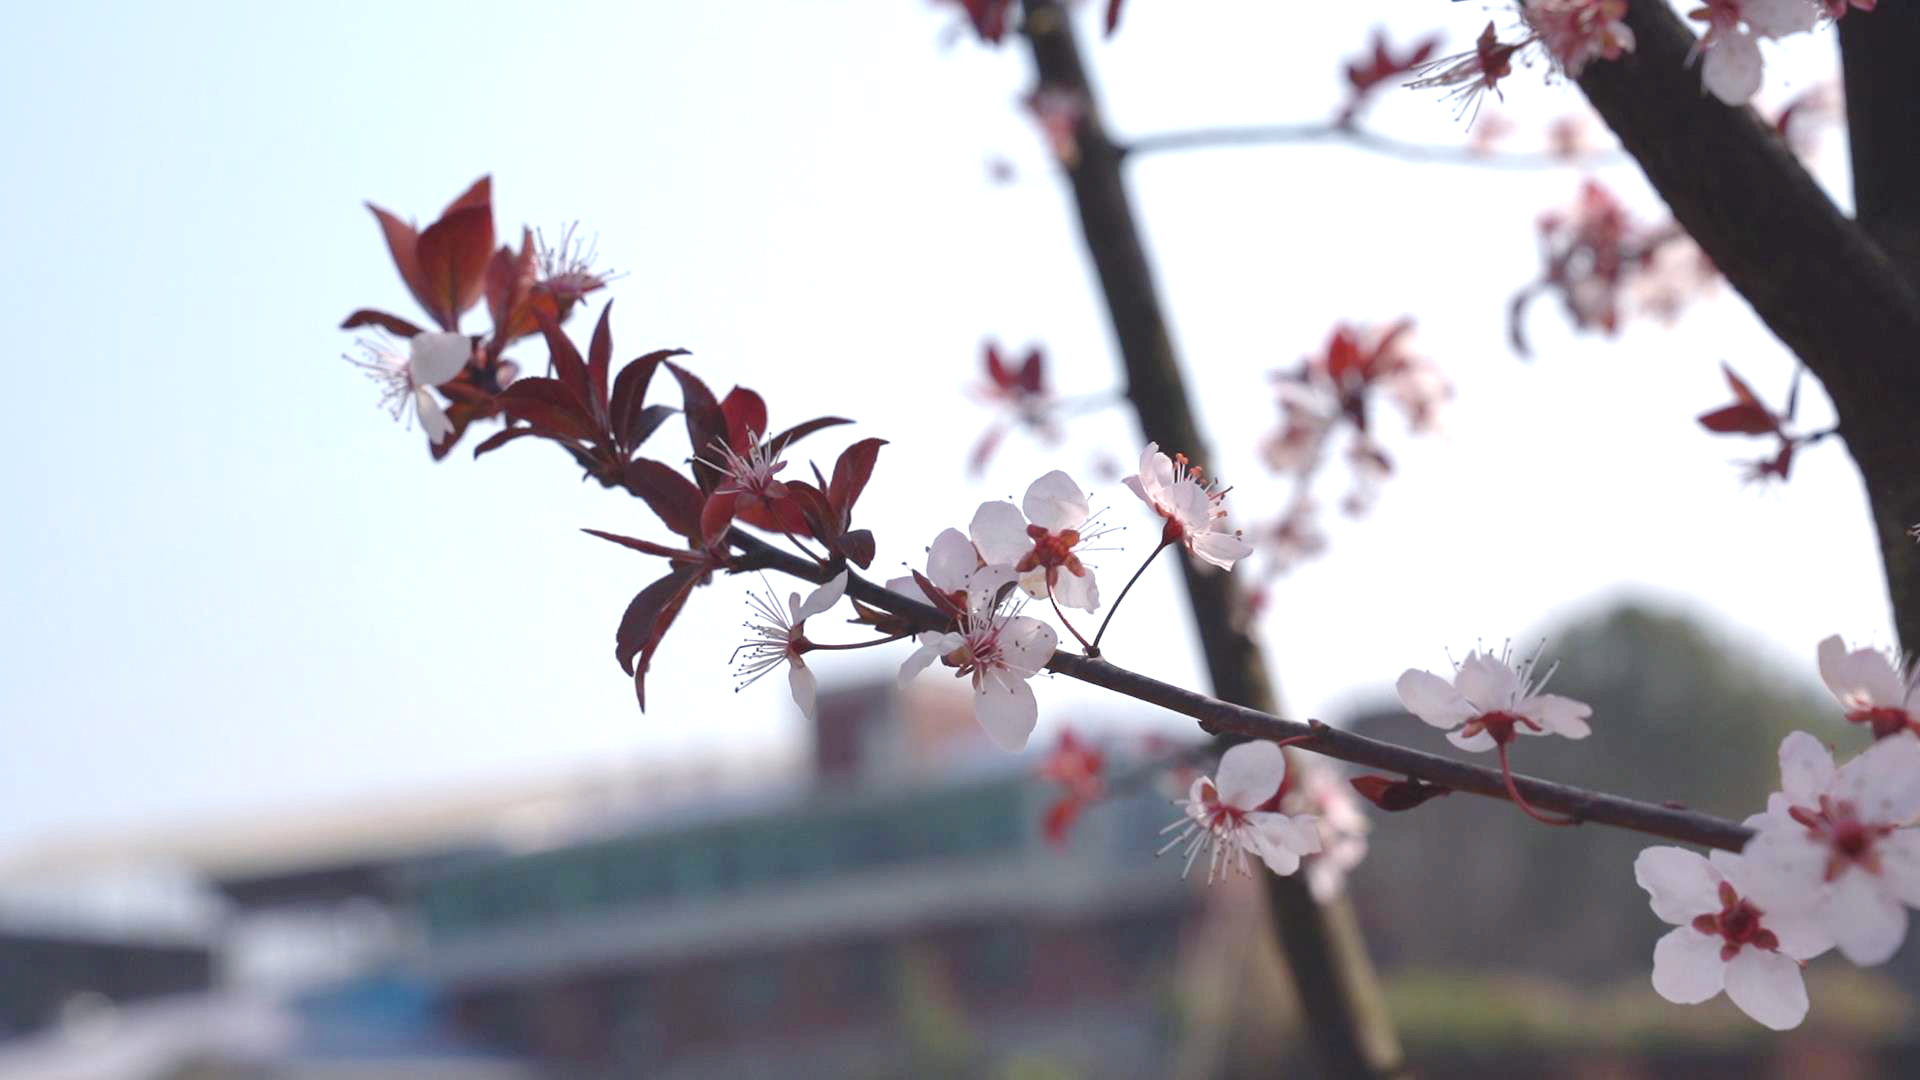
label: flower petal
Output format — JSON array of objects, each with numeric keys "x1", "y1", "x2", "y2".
[
  {"x1": 1701, "y1": 31, "x2": 1763, "y2": 105},
  {"x1": 1776, "y1": 730, "x2": 1836, "y2": 807},
  {"x1": 969, "y1": 500, "x2": 1034, "y2": 567},
  {"x1": 788, "y1": 661, "x2": 818, "y2": 721},
  {"x1": 1049, "y1": 565, "x2": 1100, "y2": 612},
  {"x1": 998, "y1": 616, "x2": 1058, "y2": 677},
  {"x1": 1636, "y1": 846, "x2": 1723, "y2": 925},
  {"x1": 415, "y1": 388, "x2": 455, "y2": 445},
  {"x1": 1453, "y1": 652, "x2": 1519, "y2": 712},
  {"x1": 409, "y1": 330, "x2": 472, "y2": 387},
  {"x1": 926, "y1": 528, "x2": 979, "y2": 590},
  {"x1": 793, "y1": 570, "x2": 848, "y2": 623},
  {"x1": 1021, "y1": 469, "x2": 1090, "y2": 531},
  {"x1": 1214, "y1": 741, "x2": 1286, "y2": 810},
  {"x1": 1191, "y1": 530, "x2": 1253, "y2": 571},
  {"x1": 1519, "y1": 693, "x2": 1592, "y2": 739},
  {"x1": 1166, "y1": 481, "x2": 1215, "y2": 535},
  {"x1": 964, "y1": 565, "x2": 1020, "y2": 619},
  {"x1": 1446, "y1": 728, "x2": 1497, "y2": 753},
  {"x1": 1395, "y1": 669, "x2": 1476, "y2": 730},
  {"x1": 1723, "y1": 948, "x2": 1808, "y2": 1031},
  {"x1": 1141, "y1": 442, "x2": 1174, "y2": 497},
  {"x1": 1880, "y1": 829, "x2": 1920, "y2": 908},
  {"x1": 1827, "y1": 868, "x2": 1908, "y2": 965},
  {"x1": 1833, "y1": 731, "x2": 1920, "y2": 825},
  {"x1": 898, "y1": 632, "x2": 963, "y2": 685},
  {"x1": 974, "y1": 669, "x2": 1038, "y2": 751},
  {"x1": 1817, "y1": 635, "x2": 1904, "y2": 711},
  {"x1": 1742, "y1": 0, "x2": 1819, "y2": 38},
  {"x1": 1651, "y1": 927, "x2": 1726, "y2": 1005}
]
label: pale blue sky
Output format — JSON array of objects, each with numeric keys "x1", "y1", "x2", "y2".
[{"x1": 0, "y1": 2, "x2": 1879, "y2": 858}]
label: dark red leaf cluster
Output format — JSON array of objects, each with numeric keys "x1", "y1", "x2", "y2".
[
  {"x1": 341, "y1": 176, "x2": 613, "y2": 458},
  {"x1": 1696, "y1": 362, "x2": 1827, "y2": 485},
  {"x1": 971, "y1": 341, "x2": 1059, "y2": 475},
  {"x1": 588, "y1": 363, "x2": 882, "y2": 710},
  {"x1": 1039, "y1": 728, "x2": 1106, "y2": 847}
]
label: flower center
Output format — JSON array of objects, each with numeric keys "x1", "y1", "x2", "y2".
[
  {"x1": 1848, "y1": 706, "x2": 1916, "y2": 741},
  {"x1": 1788, "y1": 795, "x2": 1895, "y2": 881},
  {"x1": 1690, "y1": 881, "x2": 1779, "y2": 962},
  {"x1": 1457, "y1": 709, "x2": 1540, "y2": 746},
  {"x1": 1019, "y1": 525, "x2": 1085, "y2": 577}
]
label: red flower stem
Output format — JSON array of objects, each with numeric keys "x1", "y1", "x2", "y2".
[
  {"x1": 1088, "y1": 539, "x2": 1171, "y2": 655},
  {"x1": 1497, "y1": 743, "x2": 1578, "y2": 827},
  {"x1": 1048, "y1": 580, "x2": 1096, "y2": 653}
]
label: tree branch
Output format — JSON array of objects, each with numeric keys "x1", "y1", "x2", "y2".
[
  {"x1": 1123, "y1": 121, "x2": 1620, "y2": 169},
  {"x1": 1574, "y1": 0, "x2": 1920, "y2": 650},
  {"x1": 728, "y1": 529, "x2": 1755, "y2": 853}
]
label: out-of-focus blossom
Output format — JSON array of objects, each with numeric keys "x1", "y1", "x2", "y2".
[
  {"x1": 971, "y1": 342, "x2": 1059, "y2": 475},
  {"x1": 1513, "y1": 180, "x2": 1705, "y2": 354},
  {"x1": 1040, "y1": 728, "x2": 1107, "y2": 846},
  {"x1": 1687, "y1": 0, "x2": 1820, "y2": 104},
  {"x1": 1525, "y1": 0, "x2": 1636, "y2": 75},
  {"x1": 1285, "y1": 766, "x2": 1371, "y2": 902},
  {"x1": 345, "y1": 331, "x2": 472, "y2": 445},
  {"x1": 1634, "y1": 846, "x2": 1830, "y2": 1029}
]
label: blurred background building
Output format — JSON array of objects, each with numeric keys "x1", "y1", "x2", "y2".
[{"x1": 4, "y1": 603, "x2": 1920, "y2": 1079}]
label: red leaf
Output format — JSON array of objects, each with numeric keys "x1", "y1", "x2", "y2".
[
  {"x1": 1014, "y1": 348, "x2": 1045, "y2": 395},
  {"x1": 610, "y1": 348, "x2": 687, "y2": 452},
  {"x1": 485, "y1": 228, "x2": 539, "y2": 344},
  {"x1": 614, "y1": 565, "x2": 706, "y2": 708},
  {"x1": 1351, "y1": 775, "x2": 1451, "y2": 812},
  {"x1": 765, "y1": 416, "x2": 853, "y2": 458},
  {"x1": 582, "y1": 527, "x2": 700, "y2": 563},
  {"x1": 829, "y1": 437, "x2": 888, "y2": 514},
  {"x1": 1720, "y1": 361, "x2": 1764, "y2": 407},
  {"x1": 497, "y1": 377, "x2": 599, "y2": 441},
  {"x1": 1044, "y1": 797, "x2": 1083, "y2": 847},
  {"x1": 700, "y1": 492, "x2": 738, "y2": 547},
  {"x1": 339, "y1": 308, "x2": 425, "y2": 338},
  {"x1": 623, "y1": 459, "x2": 706, "y2": 539},
  {"x1": 1697, "y1": 403, "x2": 1780, "y2": 435},
  {"x1": 912, "y1": 570, "x2": 966, "y2": 621},
  {"x1": 415, "y1": 203, "x2": 494, "y2": 330},
  {"x1": 471, "y1": 425, "x2": 551, "y2": 459},
  {"x1": 534, "y1": 309, "x2": 592, "y2": 412},
  {"x1": 839, "y1": 528, "x2": 876, "y2": 569},
  {"x1": 586, "y1": 301, "x2": 615, "y2": 427},
  {"x1": 721, "y1": 387, "x2": 768, "y2": 450},
  {"x1": 366, "y1": 203, "x2": 431, "y2": 324},
  {"x1": 1104, "y1": 0, "x2": 1124, "y2": 36},
  {"x1": 666, "y1": 362, "x2": 729, "y2": 490}
]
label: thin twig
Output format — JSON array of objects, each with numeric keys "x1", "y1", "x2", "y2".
[
  {"x1": 1122, "y1": 121, "x2": 1625, "y2": 170},
  {"x1": 728, "y1": 527, "x2": 1755, "y2": 854}
]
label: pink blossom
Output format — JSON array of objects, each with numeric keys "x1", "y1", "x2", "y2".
[
  {"x1": 1123, "y1": 443, "x2": 1253, "y2": 571},
  {"x1": 1285, "y1": 765, "x2": 1370, "y2": 903},
  {"x1": 1688, "y1": 0, "x2": 1820, "y2": 104},
  {"x1": 885, "y1": 528, "x2": 982, "y2": 612},
  {"x1": 1741, "y1": 732, "x2": 1920, "y2": 965},
  {"x1": 1395, "y1": 647, "x2": 1592, "y2": 752},
  {"x1": 1158, "y1": 741, "x2": 1322, "y2": 883},
  {"x1": 345, "y1": 330, "x2": 471, "y2": 445},
  {"x1": 898, "y1": 565, "x2": 1058, "y2": 751},
  {"x1": 1816, "y1": 634, "x2": 1920, "y2": 740},
  {"x1": 1634, "y1": 846, "x2": 1830, "y2": 1030},
  {"x1": 970, "y1": 470, "x2": 1103, "y2": 613},
  {"x1": 1524, "y1": 0, "x2": 1636, "y2": 76},
  {"x1": 732, "y1": 571, "x2": 848, "y2": 721}
]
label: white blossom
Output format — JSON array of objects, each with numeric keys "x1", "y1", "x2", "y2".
[
  {"x1": 1395, "y1": 645, "x2": 1592, "y2": 752},
  {"x1": 969, "y1": 470, "x2": 1103, "y2": 612},
  {"x1": 897, "y1": 565, "x2": 1057, "y2": 751},
  {"x1": 345, "y1": 330, "x2": 471, "y2": 445},
  {"x1": 732, "y1": 571, "x2": 847, "y2": 721},
  {"x1": 1158, "y1": 741, "x2": 1322, "y2": 883},
  {"x1": 1123, "y1": 443, "x2": 1253, "y2": 571}
]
